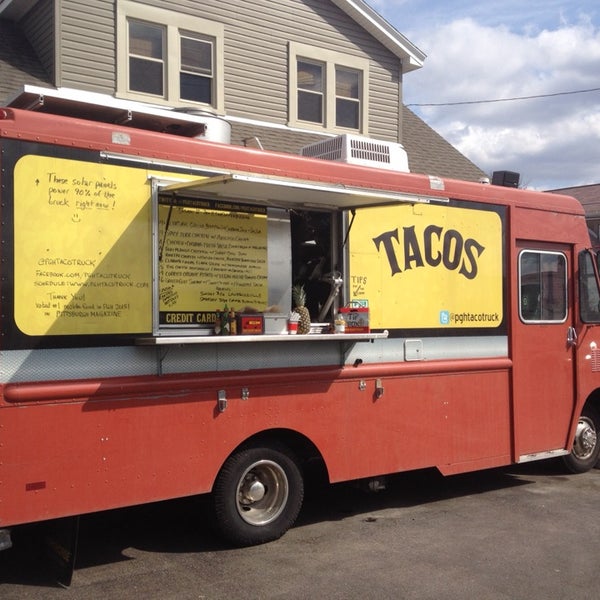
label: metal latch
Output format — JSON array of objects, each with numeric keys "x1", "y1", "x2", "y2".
[
  {"x1": 374, "y1": 379, "x2": 384, "y2": 400},
  {"x1": 217, "y1": 389, "x2": 227, "y2": 413}
]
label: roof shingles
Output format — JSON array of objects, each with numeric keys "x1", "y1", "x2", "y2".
[
  {"x1": 231, "y1": 110, "x2": 487, "y2": 183},
  {"x1": 549, "y1": 184, "x2": 600, "y2": 218}
]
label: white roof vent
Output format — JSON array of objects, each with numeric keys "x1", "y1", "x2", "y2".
[{"x1": 300, "y1": 134, "x2": 409, "y2": 172}]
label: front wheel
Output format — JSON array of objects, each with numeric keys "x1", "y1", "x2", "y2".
[
  {"x1": 562, "y1": 404, "x2": 600, "y2": 473},
  {"x1": 212, "y1": 443, "x2": 304, "y2": 546}
]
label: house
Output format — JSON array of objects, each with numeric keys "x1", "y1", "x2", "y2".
[
  {"x1": 549, "y1": 184, "x2": 600, "y2": 242},
  {"x1": 0, "y1": 0, "x2": 486, "y2": 182}
]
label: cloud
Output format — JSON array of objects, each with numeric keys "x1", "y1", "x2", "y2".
[{"x1": 402, "y1": 16, "x2": 600, "y2": 189}]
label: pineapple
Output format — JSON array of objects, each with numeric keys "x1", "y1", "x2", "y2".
[{"x1": 292, "y1": 284, "x2": 311, "y2": 334}]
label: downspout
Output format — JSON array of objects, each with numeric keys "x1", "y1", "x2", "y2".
[
  {"x1": 54, "y1": 0, "x2": 61, "y2": 87},
  {"x1": 397, "y1": 58, "x2": 403, "y2": 144}
]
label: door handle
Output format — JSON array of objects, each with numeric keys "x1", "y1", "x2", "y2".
[{"x1": 567, "y1": 326, "x2": 578, "y2": 347}]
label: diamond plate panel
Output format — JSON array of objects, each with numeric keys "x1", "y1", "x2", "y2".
[{"x1": 0, "y1": 347, "x2": 157, "y2": 384}]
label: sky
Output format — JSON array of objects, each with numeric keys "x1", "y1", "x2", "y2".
[{"x1": 369, "y1": 0, "x2": 600, "y2": 190}]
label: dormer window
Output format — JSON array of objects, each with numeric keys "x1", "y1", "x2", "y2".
[
  {"x1": 289, "y1": 42, "x2": 369, "y2": 134},
  {"x1": 117, "y1": 1, "x2": 223, "y2": 112},
  {"x1": 335, "y1": 67, "x2": 360, "y2": 129},
  {"x1": 297, "y1": 60, "x2": 324, "y2": 124},
  {"x1": 128, "y1": 21, "x2": 165, "y2": 96}
]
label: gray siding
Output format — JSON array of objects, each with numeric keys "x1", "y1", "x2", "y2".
[
  {"x1": 23, "y1": 0, "x2": 403, "y2": 141},
  {"x1": 111, "y1": 0, "x2": 402, "y2": 142},
  {"x1": 59, "y1": 0, "x2": 115, "y2": 91},
  {"x1": 0, "y1": 0, "x2": 487, "y2": 181},
  {"x1": 21, "y1": 0, "x2": 55, "y2": 81},
  {"x1": 221, "y1": 0, "x2": 399, "y2": 140}
]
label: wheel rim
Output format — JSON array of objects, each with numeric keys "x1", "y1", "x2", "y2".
[
  {"x1": 572, "y1": 416, "x2": 598, "y2": 461},
  {"x1": 236, "y1": 459, "x2": 289, "y2": 526}
]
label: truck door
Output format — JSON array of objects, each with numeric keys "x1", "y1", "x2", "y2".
[{"x1": 512, "y1": 243, "x2": 576, "y2": 459}]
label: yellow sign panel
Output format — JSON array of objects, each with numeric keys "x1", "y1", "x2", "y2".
[
  {"x1": 349, "y1": 203, "x2": 503, "y2": 329},
  {"x1": 14, "y1": 155, "x2": 153, "y2": 336}
]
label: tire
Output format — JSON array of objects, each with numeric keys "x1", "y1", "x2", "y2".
[
  {"x1": 212, "y1": 444, "x2": 304, "y2": 546},
  {"x1": 562, "y1": 404, "x2": 600, "y2": 474}
]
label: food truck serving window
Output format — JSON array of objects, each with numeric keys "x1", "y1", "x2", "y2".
[{"x1": 152, "y1": 174, "x2": 446, "y2": 336}]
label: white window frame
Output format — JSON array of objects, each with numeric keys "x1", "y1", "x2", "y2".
[
  {"x1": 288, "y1": 42, "x2": 369, "y2": 134},
  {"x1": 117, "y1": 0, "x2": 224, "y2": 113},
  {"x1": 518, "y1": 250, "x2": 568, "y2": 323}
]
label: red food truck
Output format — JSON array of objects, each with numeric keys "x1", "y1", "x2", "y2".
[{"x1": 1, "y1": 103, "x2": 599, "y2": 558}]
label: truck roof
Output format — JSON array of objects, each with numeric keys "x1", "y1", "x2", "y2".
[{"x1": 0, "y1": 107, "x2": 584, "y2": 217}]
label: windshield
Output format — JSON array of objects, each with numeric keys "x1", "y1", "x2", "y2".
[{"x1": 579, "y1": 250, "x2": 600, "y2": 323}]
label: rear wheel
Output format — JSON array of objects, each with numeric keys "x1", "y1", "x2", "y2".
[
  {"x1": 562, "y1": 405, "x2": 600, "y2": 473},
  {"x1": 212, "y1": 444, "x2": 304, "y2": 546}
]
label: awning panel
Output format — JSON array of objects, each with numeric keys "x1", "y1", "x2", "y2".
[{"x1": 159, "y1": 173, "x2": 449, "y2": 211}]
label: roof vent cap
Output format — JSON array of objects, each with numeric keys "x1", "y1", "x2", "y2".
[{"x1": 171, "y1": 107, "x2": 231, "y2": 144}]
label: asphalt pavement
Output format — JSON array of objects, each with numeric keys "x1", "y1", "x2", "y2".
[{"x1": 1, "y1": 460, "x2": 599, "y2": 599}]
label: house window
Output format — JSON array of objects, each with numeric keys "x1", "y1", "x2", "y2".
[
  {"x1": 297, "y1": 61, "x2": 324, "y2": 124},
  {"x1": 179, "y1": 33, "x2": 213, "y2": 104},
  {"x1": 128, "y1": 21, "x2": 165, "y2": 96},
  {"x1": 117, "y1": 1, "x2": 224, "y2": 112},
  {"x1": 335, "y1": 67, "x2": 360, "y2": 129},
  {"x1": 289, "y1": 42, "x2": 369, "y2": 134}
]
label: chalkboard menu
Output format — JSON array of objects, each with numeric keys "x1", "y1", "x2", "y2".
[{"x1": 158, "y1": 197, "x2": 268, "y2": 327}]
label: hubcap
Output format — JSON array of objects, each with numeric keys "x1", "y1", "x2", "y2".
[
  {"x1": 573, "y1": 417, "x2": 597, "y2": 460},
  {"x1": 236, "y1": 460, "x2": 289, "y2": 526},
  {"x1": 244, "y1": 479, "x2": 266, "y2": 503}
]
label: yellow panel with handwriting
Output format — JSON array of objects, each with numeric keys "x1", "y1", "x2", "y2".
[{"x1": 14, "y1": 155, "x2": 152, "y2": 336}]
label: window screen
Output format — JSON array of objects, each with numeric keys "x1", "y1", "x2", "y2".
[
  {"x1": 128, "y1": 20, "x2": 165, "y2": 96},
  {"x1": 335, "y1": 67, "x2": 360, "y2": 129},
  {"x1": 297, "y1": 60, "x2": 324, "y2": 124},
  {"x1": 180, "y1": 34, "x2": 213, "y2": 103}
]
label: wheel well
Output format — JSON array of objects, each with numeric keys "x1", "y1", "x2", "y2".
[
  {"x1": 583, "y1": 389, "x2": 600, "y2": 417},
  {"x1": 232, "y1": 429, "x2": 329, "y2": 484}
]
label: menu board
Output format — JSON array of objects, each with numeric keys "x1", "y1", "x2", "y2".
[
  {"x1": 13, "y1": 155, "x2": 153, "y2": 336},
  {"x1": 158, "y1": 198, "x2": 268, "y2": 326}
]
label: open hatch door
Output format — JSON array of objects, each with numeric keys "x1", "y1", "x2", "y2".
[
  {"x1": 159, "y1": 172, "x2": 449, "y2": 212},
  {"x1": 150, "y1": 170, "x2": 449, "y2": 339}
]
